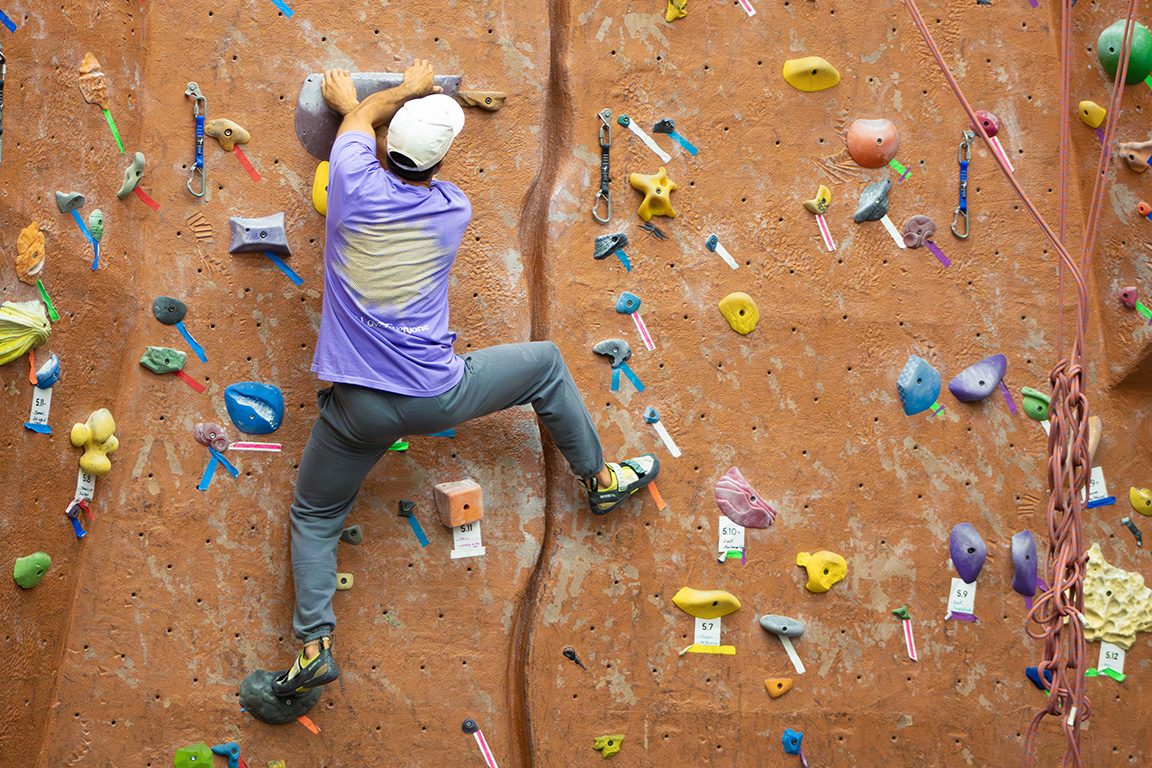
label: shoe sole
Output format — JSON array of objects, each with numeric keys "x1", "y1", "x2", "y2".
[
  {"x1": 591, "y1": 459, "x2": 660, "y2": 515},
  {"x1": 270, "y1": 658, "x2": 340, "y2": 695}
]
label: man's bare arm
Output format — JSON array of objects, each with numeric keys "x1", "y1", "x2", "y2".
[{"x1": 322, "y1": 61, "x2": 441, "y2": 142}]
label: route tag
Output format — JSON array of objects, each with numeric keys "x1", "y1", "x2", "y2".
[{"x1": 451, "y1": 520, "x2": 485, "y2": 559}]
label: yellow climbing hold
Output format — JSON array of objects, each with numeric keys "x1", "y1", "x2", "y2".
[
  {"x1": 629, "y1": 167, "x2": 678, "y2": 222},
  {"x1": 1078, "y1": 100, "x2": 1106, "y2": 129},
  {"x1": 1130, "y1": 487, "x2": 1152, "y2": 517},
  {"x1": 672, "y1": 587, "x2": 741, "y2": 619},
  {"x1": 803, "y1": 185, "x2": 831, "y2": 215},
  {"x1": 71, "y1": 408, "x2": 119, "y2": 477},
  {"x1": 666, "y1": 0, "x2": 687, "y2": 22},
  {"x1": 718, "y1": 292, "x2": 760, "y2": 335},
  {"x1": 782, "y1": 57, "x2": 841, "y2": 92},
  {"x1": 593, "y1": 735, "x2": 624, "y2": 758},
  {"x1": 0, "y1": 300, "x2": 51, "y2": 367},
  {"x1": 312, "y1": 161, "x2": 330, "y2": 216},
  {"x1": 796, "y1": 550, "x2": 847, "y2": 593}
]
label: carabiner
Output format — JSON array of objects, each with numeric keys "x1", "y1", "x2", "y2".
[
  {"x1": 593, "y1": 108, "x2": 612, "y2": 223},
  {"x1": 951, "y1": 130, "x2": 973, "y2": 239},
  {"x1": 185, "y1": 82, "x2": 207, "y2": 198}
]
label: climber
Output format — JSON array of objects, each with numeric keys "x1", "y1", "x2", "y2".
[{"x1": 268, "y1": 62, "x2": 659, "y2": 695}]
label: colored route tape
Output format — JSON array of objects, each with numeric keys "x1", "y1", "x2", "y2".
[
  {"x1": 198, "y1": 455, "x2": 220, "y2": 490},
  {"x1": 231, "y1": 442, "x2": 281, "y2": 451},
  {"x1": 24, "y1": 422, "x2": 51, "y2": 434},
  {"x1": 209, "y1": 447, "x2": 239, "y2": 477},
  {"x1": 619, "y1": 362, "x2": 645, "y2": 392},
  {"x1": 70, "y1": 209, "x2": 96, "y2": 245},
  {"x1": 684, "y1": 644, "x2": 736, "y2": 655},
  {"x1": 736, "y1": 0, "x2": 756, "y2": 14},
  {"x1": 408, "y1": 514, "x2": 429, "y2": 547},
  {"x1": 92, "y1": 241, "x2": 99, "y2": 270},
  {"x1": 610, "y1": 367, "x2": 621, "y2": 392},
  {"x1": 176, "y1": 321, "x2": 208, "y2": 363},
  {"x1": 888, "y1": 158, "x2": 910, "y2": 180},
  {"x1": 616, "y1": 249, "x2": 631, "y2": 271},
  {"x1": 427, "y1": 429, "x2": 456, "y2": 437},
  {"x1": 172, "y1": 369, "x2": 206, "y2": 393},
  {"x1": 0, "y1": 8, "x2": 16, "y2": 32},
  {"x1": 297, "y1": 715, "x2": 319, "y2": 733},
  {"x1": 134, "y1": 187, "x2": 161, "y2": 210},
  {"x1": 998, "y1": 380, "x2": 1018, "y2": 414},
  {"x1": 1086, "y1": 496, "x2": 1116, "y2": 509},
  {"x1": 269, "y1": 0, "x2": 295, "y2": 16},
  {"x1": 36, "y1": 279, "x2": 59, "y2": 321},
  {"x1": 925, "y1": 241, "x2": 951, "y2": 267},
  {"x1": 234, "y1": 146, "x2": 262, "y2": 182},
  {"x1": 103, "y1": 109, "x2": 125, "y2": 153},
  {"x1": 264, "y1": 251, "x2": 303, "y2": 285},
  {"x1": 647, "y1": 480, "x2": 666, "y2": 510},
  {"x1": 669, "y1": 131, "x2": 699, "y2": 156}
]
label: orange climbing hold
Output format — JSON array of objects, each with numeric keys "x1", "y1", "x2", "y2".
[{"x1": 765, "y1": 678, "x2": 794, "y2": 699}]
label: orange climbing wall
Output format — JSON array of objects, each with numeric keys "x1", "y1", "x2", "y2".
[{"x1": 2, "y1": 0, "x2": 1152, "y2": 766}]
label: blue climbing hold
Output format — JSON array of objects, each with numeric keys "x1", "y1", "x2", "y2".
[
  {"x1": 1025, "y1": 666, "x2": 1053, "y2": 691},
  {"x1": 616, "y1": 292, "x2": 641, "y2": 314},
  {"x1": 897, "y1": 355, "x2": 941, "y2": 416},
  {"x1": 35, "y1": 353, "x2": 61, "y2": 388},
  {"x1": 782, "y1": 728, "x2": 804, "y2": 755},
  {"x1": 210, "y1": 743, "x2": 241, "y2": 768},
  {"x1": 224, "y1": 382, "x2": 285, "y2": 435},
  {"x1": 644, "y1": 406, "x2": 660, "y2": 423}
]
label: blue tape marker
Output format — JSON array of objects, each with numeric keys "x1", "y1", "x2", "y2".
[
  {"x1": 0, "y1": 9, "x2": 16, "y2": 33},
  {"x1": 427, "y1": 429, "x2": 456, "y2": 437},
  {"x1": 616, "y1": 249, "x2": 632, "y2": 272},
  {"x1": 24, "y1": 422, "x2": 51, "y2": 434},
  {"x1": 210, "y1": 447, "x2": 239, "y2": 477},
  {"x1": 620, "y1": 361, "x2": 645, "y2": 392},
  {"x1": 408, "y1": 515, "x2": 429, "y2": 547},
  {"x1": 268, "y1": 0, "x2": 295, "y2": 16},
  {"x1": 668, "y1": 131, "x2": 699, "y2": 156},
  {"x1": 70, "y1": 209, "x2": 96, "y2": 245},
  {"x1": 264, "y1": 251, "x2": 303, "y2": 286},
  {"x1": 92, "y1": 241, "x2": 99, "y2": 271},
  {"x1": 198, "y1": 455, "x2": 220, "y2": 491},
  {"x1": 610, "y1": 367, "x2": 621, "y2": 392},
  {"x1": 176, "y1": 320, "x2": 208, "y2": 363},
  {"x1": 1086, "y1": 496, "x2": 1116, "y2": 509}
]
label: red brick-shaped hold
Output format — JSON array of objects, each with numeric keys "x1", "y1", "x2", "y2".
[{"x1": 434, "y1": 479, "x2": 483, "y2": 528}]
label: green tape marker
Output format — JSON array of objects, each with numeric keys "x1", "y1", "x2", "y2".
[
  {"x1": 36, "y1": 279, "x2": 59, "y2": 322},
  {"x1": 103, "y1": 109, "x2": 125, "y2": 154},
  {"x1": 388, "y1": 440, "x2": 409, "y2": 451},
  {"x1": 1145, "y1": 74, "x2": 1152, "y2": 91},
  {"x1": 1137, "y1": 301, "x2": 1152, "y2": 320},
  {"x1": 888, "y1": 158, "x2": 910, "y2": 180},
  {"x1": 1086, "y1": 667, "x2": 1126, "y2": 682}
]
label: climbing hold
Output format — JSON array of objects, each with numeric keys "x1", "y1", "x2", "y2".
[
  {"x1": 715, "y1": 466, "x2": 776, "y2": 528},
  {"x1": 13, "y1": 552, "x2": 51, "y2": 588},
  {"x1": 593, "y1": 338, "x2": 632, "y2": 368},
  {"x1": 644, "y1": 407, "x2": 660, "y2": 423},
  {"x1": 341, "y1": 525, "x2": 363, "y2": 545},
  {"x1": 1079, "y1": 100, "x2": 1106, "y2": 128},
  {"x1": 117, "y1": 152, "x2": 146, "y2": 199},
  {"x1": 615, "y1": 292, "x2": 641, "y2": 314},
  {"x1": 759, "y1": 614, "x2": 804, "y2": 637},
  {"x1": 312, "y1": 161, "x2": 330, "y2": 216},
  {"x1": 0, "y1": 300, "x2": 51, "y2": 367},
  {"x1": 593, "y1": 735, "x2": 624, "y2": 758},
  {"x1": 949, "y1": 523, "x2": 988, "y2": 582},
  {"x1": 665, "y1": 0, "x2": 687, "y2": 22},
  {"x1": 211, "y1": 743, "x2": 241, "y2": 768},
  {"x1": 1120, "y1": 286, "x2": 1138, "y2": 308},
  {"x1": 1130, "y1": 487, "x2": 1152, "y2": 516},
  {"x1": 152, "y1": 296, "x2": 188, "y2": 325},
  {"x1": 1083, "y1": 542, "x2": 1152, "y2": 648},
  {"x1": 1098, "y1": 20, "x2": 1152, "y2": 84},
  {"x1": 240, "y1": 668, "x2": 322, "y2": 724},
  {"x1": 892, "y1": 606, "x2": 911, "y2": 621},
  {"x1": 901, "y1": 215, "x2": 936, "y2": 248},
  {"x1": 70, "y1": 408, "x2": 118, "y2": 476},
  {"x1": 846, "y1": 119, "x2": 899, "y2": 168},
  {"x1": 803, "y1": 185, "x2": 831, "y2": 215},
  {"x1": 796, "y1": 550, "x2": 847, "y2": 592},
  {"x1": 336, "y1": 573, "x2": 353, "y2": 590},
  {"x1": 434, "y1": 478, "x2": 484, "y2": 527},
  {"x1": 35, "y1": 353, "x2": 61, "y2": 388},
  {"x1": 456, "y1": 91, "x2": 508, "y2": 111},
  {"x1": 896, "y1": 355, "x2": 941, "y2": 416},
  {"x1": 398, "y1": 499, "x2": 416, "y2": 518},
  {"x1": 853, "y1": 178, "x2": 891, "y2": 223},
  {"x1": 948, "y1": 354, "x2": 1007, "y2": 402},
  {"x1": 205, "y1": 118, "x2": 251, "y2": 151},
  {"x1": 224, "y1": 382, "x2": 285, "y2": 435},
  {"x1": 628, "y1": 167, "x2": 677, "y2": 222},
  {"x1": 1025, "y1": 666, "x2": 1053, "y2": 691},
  {"x1": 88, "y1": 210, "x2": 104, "y2": 242},
  {"x1": 55, "y1": 191, "x2": 85, "y2": 213},
  {"x1": 229, "y1": 212, "x2": 291, "y2": 257},
  {"x1": 174, "y1": 743, "x2": 214, "y2": 768},
  {"x1": 1011, "y1": 530, "x2": 1038, "y2": 597},
  {"x1": 781, "y1": 728, "x2": 804, "y2": 756},
  {"x1": 16, "y1": 223, "x2": 45, "y2": 286},
  {"x1": 765, "y1": 678, "x2": 794, "y2": 699},
  {"x1": 77, "y1": 52, "x2": 109, "y2": 109},
  {"x1": 139, "y1": 346, "x2": 187, "y2": 374},
  {"x1": 782, "y1": 57, "x2": 840, "y2": 92},
  {"x1": 1021, "y1": 386, "x2": 1050, "y2": 421},
  {"x1": 1089, "y1": 415, "x2": 1103, "y2": 462},
  {"x1": 1141, "y1": 202, "x2": 1152, "y2": 217},
  {"x1": 193, "y1": 422, "x2": 229, "y2": 452},
  {"x1": 594, "y1": 232, "x2": 628, "y2": 261},
  {"x1": 671, "y1": 587, "x2": 741, "y2": 619},
  {"x1": 972, "y1": 110, "x2": 1000, "y2": 138},
  {"x1": 717, "y1": 292, "x2": 759, "y2": 335}
]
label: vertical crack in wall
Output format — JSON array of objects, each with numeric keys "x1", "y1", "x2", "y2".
[{"x1": 505, "y1": 0, "x2": 573, "y2": 764}]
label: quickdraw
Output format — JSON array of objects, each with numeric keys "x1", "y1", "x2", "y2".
[
  {"x1": 951, "y1": 129, "x2": 973, "y2": 239},
  {"x1": 593, "y1": 108, "x2": 612, "y2": 223},
  {"x1": 185, "y1": 82, "x2": 207, "y2": 197}
]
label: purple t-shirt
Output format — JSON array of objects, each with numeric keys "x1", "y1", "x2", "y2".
[{"x1": 312, "y1": 130, "x2": 471, "y2": 396}]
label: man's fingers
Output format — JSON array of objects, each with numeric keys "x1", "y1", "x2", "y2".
[{"x1": 432, "y1": 86, "x2": 443, "y2": 94}]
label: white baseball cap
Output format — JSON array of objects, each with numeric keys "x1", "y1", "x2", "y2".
[{"x1": 386, "y1": 94, "x2": 466, "y2": 172}]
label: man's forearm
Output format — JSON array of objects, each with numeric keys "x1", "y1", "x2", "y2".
[{"x1": 350, "y1": 84, "x2": 418, "y2": 129}]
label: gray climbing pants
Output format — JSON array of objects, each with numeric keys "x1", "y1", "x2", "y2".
[{"x1": 290, "y1": 341, "x2": 604, "y2": 640}]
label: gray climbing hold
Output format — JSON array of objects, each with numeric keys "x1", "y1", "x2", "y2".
[
  {"x1": 644, "y1": 406, "x2": 660, "y2": 423},
  {"x1": 759, "y1": 614, "x2": 805, "y2": 638},
  {"x1": 398, "y1": 500, "x2": 416, "y2": 518},
  {"x1": 593, "y1": 338, "x2": 632, "y2": 368},
  {"x1": 240, "y1": 668, "x2": 322, "y2": 725},
  {"x1": 229, "y1": 212, "x2": 291, "y2": 257},
  {"x1": 117, "y1": 152, "x2": 146, "y2": 199},
  {"x1": 55, "y1": 191, "x2": 85, "y2": 213},
  {"x1": 152, "y1": 296, "x2": 188, "y2": 325},
  {"x1": 341, "y1": 525, "x2": 363, "y2": 545},
  {"x1": 594, "y1": 232, "x2": 628, "y2": 261},
  {"x1": 853, "y1": 178, "x2": 891, "y2": 223},
  {"x1": 652, "y1": 118, "x2": 676, "y2": 134}
]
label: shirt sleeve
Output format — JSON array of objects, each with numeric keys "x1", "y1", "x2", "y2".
[{"x1": 330, "y1": 130, "x2": 383, "y2": 191}]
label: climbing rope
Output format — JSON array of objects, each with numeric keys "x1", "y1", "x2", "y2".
[{"x1": 903, "y1": 1, "x2": 1140, "y2": 764}]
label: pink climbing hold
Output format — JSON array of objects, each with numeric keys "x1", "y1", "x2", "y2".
[
  {"x1": 715, "y1": 467, "x2": 777, "y2": 529},
  {"x1": 1120, "y1": 286, "x2": 1138, "y2": 309}
]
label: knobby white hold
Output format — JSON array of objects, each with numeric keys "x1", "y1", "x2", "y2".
[{"x1": 626, "y1": 120, "x2": 672, "y2": 163}]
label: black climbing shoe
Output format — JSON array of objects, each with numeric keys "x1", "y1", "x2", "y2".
[
  {"x1": 587, "y1": 454, "x2": 660, "y2": 515},
  {"x1": 270, "y1": 637, "x2": 340, "y2": 696}
]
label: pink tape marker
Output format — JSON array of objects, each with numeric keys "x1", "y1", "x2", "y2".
[
  {"x1": 816, "y1": 213, "x2": 836, "y2": 251},
  {"x1": 989, "y1": 136, "x2": 1015, "y2": 173},
  {"x1": 616, "y1": 292, "x2": 655, "y2": 350},
  {"x1": 463, "y1": 719, "x2": 499, "y2": 768},
  {"x1": 735, "y1": 0, "x2": 756, "y2": 15},
  {"x1": 230, "y1": 441, "x2": 281, "y2": 452}
]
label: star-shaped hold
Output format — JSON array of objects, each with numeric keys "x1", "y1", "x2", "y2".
[{"x1": 629, "y1": 167, "x2": 678, "y2": 222}]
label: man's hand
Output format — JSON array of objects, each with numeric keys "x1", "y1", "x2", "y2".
[
  {"x1": 401, "y1": 59, "x2": 442, "y2": 98},
  {"x1": 322, "y1": 69, "x2": 359, "y2": 116}
]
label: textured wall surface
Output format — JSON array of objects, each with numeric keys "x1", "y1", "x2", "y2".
[{"x1": 2, "y1": 0, "x2": 1151, "y2": 766}]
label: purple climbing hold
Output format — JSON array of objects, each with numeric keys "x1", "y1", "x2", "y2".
[
  {"x1": 1011, "y1": 530, "x2": 1038, "y2": 597},
  {"x1": 948, "y1": 354, "x2": 1007, "y2": 402},
  {"x1": 950, "y1": 523, "x2": 988, "y2": 582}
]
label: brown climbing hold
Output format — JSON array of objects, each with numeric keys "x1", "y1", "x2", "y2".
[
  {"x1": 205, "y1": 119, "x2": 251, "y2": 151},
  {"x1": 77, "y1": 52, "x2": 110, "y2": 110},
  {"x1": 718, "y1": 292, "x2": 759, "y2": 335},
  {"x1": 846, "y1": 118, "x2": 900, "y2": 169},
  {"x1": 666, "y1": 0, "x2": 687, "y2": 22},
  {"x1": 456, "y1": 91, "x2": 507, "y2": 111},
  {"x1": 16, "y1": 222, "x2": 45, "y2": 286},
  {"x1": 765, "y1": 678, "x2": 794, "y2": 699},
  {"x1": 629, "y1": 167, "x2": 678, "y2": 222},
  {"x1": 434, "y1": 478, "x2": 484, "y2": 528},
  {"x1": 1118, "y1": 139, "x2": 1152, "y2": 173}
]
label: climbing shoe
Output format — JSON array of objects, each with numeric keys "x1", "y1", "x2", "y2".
[
  {"x1": 270, "y1": 637, "x2": 340, "y2": 695},
  {"x1": 587, "y1": 454, "x2": 660, "y2": 515}
]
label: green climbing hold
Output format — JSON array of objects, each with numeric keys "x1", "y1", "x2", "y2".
[
  {"x1": 1097, "y1": 20, "x2": 1152, "y2": 85},
  {"x1": 174, "y1": 743, "x2": 213, "y2": 768},
  {"x1": 88, "y1": 210, "x2": 104, "y2": 242},
  {"x1": 1021, "y1": 386, "x2": 1051, "y2": 422},
  {"x1": 892, "y1": 606, "x2": 911, "y2": 621},
  {"x1": 13, "y1": 552, "x2": 50, "y2": 588},
  {"x1": 139, "y1": 346, "x2": 187, "y2": 374}
]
